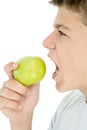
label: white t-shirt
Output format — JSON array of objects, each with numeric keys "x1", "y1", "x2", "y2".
[{"x1": 48, "y1": 89, "x2": 87, "y2": 130}]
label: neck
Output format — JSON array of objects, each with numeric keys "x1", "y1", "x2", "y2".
[{"x1": 79, "y1": 88, "x2": 87, "y2": 102}]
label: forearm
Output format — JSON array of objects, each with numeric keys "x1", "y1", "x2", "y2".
[{"x1": 10, "y1": 112, "x2": 33, "y2": 130}]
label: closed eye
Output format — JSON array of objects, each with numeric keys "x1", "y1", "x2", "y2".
[{"x1": 58, "y1": 30, "x2": 66, "y2": 36}]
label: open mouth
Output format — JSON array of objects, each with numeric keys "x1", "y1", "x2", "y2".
[
  {"x1": 48, "y1": 54, "x2": 60, "y2": 79},
  {"x1": 52, "y1": 65, "x2": 59, "y2": 79}
]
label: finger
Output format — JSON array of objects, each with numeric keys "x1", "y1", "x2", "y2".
[
  {"x1": 3, "y1": 79, "x2": 28, "y2": 96},
  {"x1": 0, "y1": 87, "x2": 22, "y2": 101},
  {"x1": 1, "y1": 108, "x2": 26, "y2": 119},
  {"x1": 1, "y1": 108, "x2": 16, "y2": 119},
  {"x1": 0, "y1": 96, "x2": 21, "y2": 110},
  {"x1": 4, "y1": 62, "x2": 18, "y2": 79}
]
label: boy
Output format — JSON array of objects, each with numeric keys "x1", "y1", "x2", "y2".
[{"x1": 0, "y1": 0, "x2": 87, "y2": 130}]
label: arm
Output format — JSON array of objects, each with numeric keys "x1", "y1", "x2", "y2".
[
  {"x1": 0, "y1": 62, "x2": 40, "y2": 130},
  {"x1": 10, "y1": 112, "x2": 33, "y2": 130}
]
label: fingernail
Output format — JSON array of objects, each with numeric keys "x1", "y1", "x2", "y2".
[{"x1": 12, "y1": 63, "x2": 17, "y2": 68}]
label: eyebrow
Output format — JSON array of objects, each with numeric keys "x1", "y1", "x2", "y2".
[{"x1": 53, "y1": 24, "x2": 71, "y2": 31}]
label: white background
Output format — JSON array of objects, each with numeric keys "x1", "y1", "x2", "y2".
[{"x1": 0, "y1": 0, "x2": 68, "y2": 129}]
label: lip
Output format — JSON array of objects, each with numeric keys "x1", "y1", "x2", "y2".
[
  {"x1": 48, "y1": 54, "x2": 59, "y2": 79},
  {"x1": 52, "y1": 65, "x2": 59, "y2": 79}
]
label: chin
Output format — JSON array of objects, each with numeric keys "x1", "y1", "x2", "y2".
[
  {"x1": 55, "y1": 82, "x2": 74, "y2": 93},
  {"x1": 55, "y1": 83, "x2": 66, "y2": 92}
]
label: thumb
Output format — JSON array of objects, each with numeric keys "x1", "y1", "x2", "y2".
[{"x1": 4, "y1": 62, "x2": 18, "y2": 79}]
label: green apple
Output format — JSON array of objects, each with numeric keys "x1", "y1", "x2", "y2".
[{"x1": 13, "y1": 56, "x2": 46, "y2": 86}]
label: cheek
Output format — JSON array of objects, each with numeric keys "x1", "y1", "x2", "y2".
[
  {"x1": 56, "y1": 38, "x2": 87, "y2": 81},
  {"x1": 57, "y1": 44, "x2": 82, "y2": 79},
  {"x1": 56, "y1": 39, "x2": 87, "y2": 90}
]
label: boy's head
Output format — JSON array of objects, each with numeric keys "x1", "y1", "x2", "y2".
[
  {"x1": 43, "y1": 0, "x2": 87, "y2": 94},
  {"x1": 50, "y1": 0, "x2": 87, "y2": 26}
]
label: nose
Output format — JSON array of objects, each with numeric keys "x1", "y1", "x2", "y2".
[{"x1": 43, "y1": 31, "x2": 56, "y2": 49}]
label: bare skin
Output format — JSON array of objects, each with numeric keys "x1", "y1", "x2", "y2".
[
  {"x1": 43, "y1": 7, "x2": 87, "y2": 100},
  {"x1": 1, "y1": 6, "x2": 87, "y2": 130},
  {"x1": 0, "y1": 62, "x2": 40, "y2": 130}
]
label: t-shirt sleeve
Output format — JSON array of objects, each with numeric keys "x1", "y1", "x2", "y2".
[
  {"x1": 47, "y1": 92, "x2": 73, "y2": 130},
  {"x1": 47, "y1": 96, "x2": 68, "y2": 130},
  {"x1": 48, "y1": 109, "x2": 58, "y2": 130}
]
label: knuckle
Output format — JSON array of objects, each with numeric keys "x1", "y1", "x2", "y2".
[
  {"x1": 19, "y1": 85, "x2": 27, "y2": 94},
  {"x1": 8, "y1": 79, "x2": 15, "y2": 86},
  {"x1": 4, "y1": 88, "x2": 22, "y2": 101},
  {"x1": 14, "y1": 81, "x2": 28, "y2": 95},
  {"x1": 11, "y1": 101, "x2": 20, "y2": 110},
  {"x1": 0, "y1": 96, "x2": 3, "y2": 103},
  {"x1": 0, "y1": 98, "x2": 4, "y2": 109},
  {"x1": 3, "y1": 80, "x2": 13, "y2": 89},
  {"x1": 2, "y1": 98, "x2": 19, "y2": 109},
  {"x1": 0, "y1": 95, "x2": 20, "y2": 110},
  {"x1": 3, "y1": 81, "x2": 7, "y2": 88},
  {"x1": 4, "y1": 88, "x2": 10, "y2": 96},
  {"x1": 4, "y1": 62, "x2": 15, "y2": 73},
  {"x1": 4, "y1": 79, "x2": 16, "y2": 89},
  {"x1": 2, "y1": 98, "x2": 7, "y2": 106},
  {"x1": 3, "y1": 79, "x2": 28, "y2": 96}
]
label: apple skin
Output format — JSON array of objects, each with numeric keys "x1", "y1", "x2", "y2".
[{"x1": 13, "y1": 56, "x2": 46, "y2": 86}]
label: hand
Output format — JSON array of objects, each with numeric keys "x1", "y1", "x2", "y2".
[{"x1": 0, "y1": 62, "x2": 40, "y2": 122}]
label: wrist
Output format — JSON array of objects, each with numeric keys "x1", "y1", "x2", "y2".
[{"x1": 10, "y1": 112, "x2": 33, "y2": 130}]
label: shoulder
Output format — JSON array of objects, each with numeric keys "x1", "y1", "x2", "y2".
[
  {"x1": 56, "y1": 89, "x2": 85, "y2": 114},
  {"x1": 48, "y1": 89, "x2": 86, "y2": 130}
]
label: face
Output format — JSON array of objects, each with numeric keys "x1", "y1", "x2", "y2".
[{"x1": 43, "y1": 6, "x2": 87, "y2": 93}]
